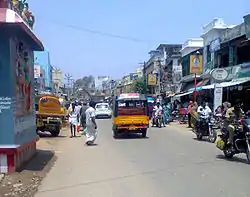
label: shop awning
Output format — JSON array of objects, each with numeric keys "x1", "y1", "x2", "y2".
[
  {"x1": 202, "y1": 77, "x2": 250, "y2": 89},
  {"x1": 188, "y1": 79, "x2": 210, "y2": 92},
  {"x1": 181, "y1": 81, "x2": 196, "y2": 92},
  {"x1": 174, "y1": 91, "x2": 192, "y2": 98}
]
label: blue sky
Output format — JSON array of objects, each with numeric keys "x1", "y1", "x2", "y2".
[{"x1": 29, "y1": 0, "x2": 249, "y2": 79}]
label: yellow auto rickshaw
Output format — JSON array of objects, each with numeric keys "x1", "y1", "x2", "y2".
[
  {"x1": 36, "y1": 94, "x2": 67, "y2": 137},
  {"x1": 112, "y1": 93, "x2": 149, "y2": 138}
]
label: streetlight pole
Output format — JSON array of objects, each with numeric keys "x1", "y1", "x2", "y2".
[{"x1": 65, "y1": 73, "x2": 72, "y2": 98}]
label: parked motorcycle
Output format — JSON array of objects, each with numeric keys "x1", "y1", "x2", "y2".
[
  {"x1": 216, "y1": 117, "x2": 250, "y2": 163},
  {"x1": 194, "y1": 114, "x2": 217, "y2": 143}
]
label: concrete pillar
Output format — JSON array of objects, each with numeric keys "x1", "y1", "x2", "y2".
[{"x1": 0, "y1": 7, "x2": 43, "y2": 173}]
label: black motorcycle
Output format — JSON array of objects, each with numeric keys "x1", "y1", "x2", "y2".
[
  {"x1": 152, "y1": 113, "x2": 163, "y2": 128},
  {"x1": 194, "y1": 114, "x2": 217, "y2": 143},
  {"x1": 216, "y1": 118, "x2": 250, "y2": 163}
]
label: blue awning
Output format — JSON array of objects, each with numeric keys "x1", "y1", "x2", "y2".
[{"x1": 188, "y1": 87, "x2": 203, "y2": 92}]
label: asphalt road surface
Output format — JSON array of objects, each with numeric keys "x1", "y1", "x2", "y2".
[{"x1": 36, "y1": 120, "x2": 250, "y2": 197}]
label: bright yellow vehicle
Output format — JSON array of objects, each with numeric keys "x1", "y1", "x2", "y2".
[
  {"x1": 112, "y1": 93, "x2": 149, "y2": 138},
  {"x1": 36, "y1": 94, "x2": 67, "y2": 137}
]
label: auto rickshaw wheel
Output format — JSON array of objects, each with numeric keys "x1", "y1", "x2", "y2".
[
  {"x1": 113, "y1": 129, "x2": 119, "y2": 138},
  {"x1": 51, "y1": 126, "x2": 60, "y2": 137},
  {"x1": 141, "y1": 129, "x2": 147, "y2": 138}
]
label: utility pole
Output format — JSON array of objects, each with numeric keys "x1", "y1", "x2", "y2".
[
  {"x1": 157, "y1": 57, "x2": 163, "y2": 95},
  {"x1": 65, "y1": 73, "x2": 72, "y2": 99}
]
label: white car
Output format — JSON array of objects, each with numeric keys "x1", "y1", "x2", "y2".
[{"x1": 95, "y1": 103, "x2": 112, "y2": 119}]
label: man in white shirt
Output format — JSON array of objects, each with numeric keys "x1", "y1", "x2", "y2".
[{"x1": 85, "y1": 101, "x2": 98, "y2": 145}]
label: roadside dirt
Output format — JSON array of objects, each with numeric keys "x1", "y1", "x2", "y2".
[{"x1": 0, "y1": 129, "x2": 68, "y2": 197}]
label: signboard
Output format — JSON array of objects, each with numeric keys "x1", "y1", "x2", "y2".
[
  {"x1": 190, "y1": 55, "x2": 202, "y2": 74},
  {"x1": 119, "y1": 93, "x2": 140, "y2": 99},
  {"x1": 244, "y1": 14, "x2": 250, "y2": 39},
  {"x1": 148, "y1": 74, "x2": 157, "y2": 86},
  {"x1": 210, "y1": 68, "x2": 228, "y2": 82},
  {"x1": 34, "y1": 65, "x2": 40, "y2": 78},
  {"x1": 213, "y1": 84, "x2": 223, "y2": 114},
  {"x1": 209, "y1": 38, "x2": 220, "y2": 52}
]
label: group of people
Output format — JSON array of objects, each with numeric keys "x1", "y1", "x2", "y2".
[
  {"x1": 68, "y1": 101, "x2": 98, "y2": 145},
  {"x1": 149, "y1": 101, "x2": 171, "y2": 127},
  {"x1": 187, "y1": 99, "x2": 246, "y2": 148},
  {"x1": 187, "y1": 101, "x2": 212, "y2": 128}
]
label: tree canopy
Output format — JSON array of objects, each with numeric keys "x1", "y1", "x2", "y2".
[{"x1": 132, "y1": 77, "x2": 147, "y2": 94}]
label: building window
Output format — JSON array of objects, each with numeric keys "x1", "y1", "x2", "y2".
[{"x1": 207, "y1": 45, "x2": 211, "y2": 63}]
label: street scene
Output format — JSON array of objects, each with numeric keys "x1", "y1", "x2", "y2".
[
  {"x1": 0, "y1": 0, "x2": 250, "y2": 196},
  {"x1": 2, "y1": 121, "x2": 250, "y2": 197}
]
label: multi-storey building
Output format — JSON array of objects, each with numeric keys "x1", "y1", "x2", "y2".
[{"x1": 34, "y1": 49, "x2": 52, "y2": 90}]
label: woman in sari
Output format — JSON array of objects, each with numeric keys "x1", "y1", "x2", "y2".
[{"x1": 163, "y1": 103, "x2": 171, "y2": 125}]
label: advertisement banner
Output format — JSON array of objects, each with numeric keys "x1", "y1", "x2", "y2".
[
  {"x1": 213, "y1": 83, "x2": 223, "y2": 114},
  {"x1": 34, "y1": 65, "x2": 40, "y2": 78},
  {"x1": 148, "y1": 74, "x2": 157, "y2": 86},
  {"x1": 190, "y1": 55, "x2": 203, "y2": 74},
  {"x1": 244, "y1": 14, "x2": 250, "y2": 39}
]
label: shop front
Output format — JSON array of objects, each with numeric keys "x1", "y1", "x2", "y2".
[{"x1": 0, "y1": 5, "x2": 43, "y2": 173}]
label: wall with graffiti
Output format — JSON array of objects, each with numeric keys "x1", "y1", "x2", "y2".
[{"x1": 11, "y1": 37, "x2": 37, "y2": 145}]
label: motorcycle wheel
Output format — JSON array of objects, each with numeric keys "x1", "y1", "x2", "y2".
[
  {"x1": 209, "y1": 128, "x2": 217, "y2": 143},
  {"x1": 196, "y1": 132, "x2": 203, "y2": 140},
  {"x1": 223, "y1": 147, "x2": 234, "y2": 159},
  {"x1": 158, "y1": 119, "x2": 162, "y2": 128}
]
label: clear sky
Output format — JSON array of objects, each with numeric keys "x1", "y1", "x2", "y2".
[{"x1": 29, "y1": 0, "x2": 249, "y2": 79}]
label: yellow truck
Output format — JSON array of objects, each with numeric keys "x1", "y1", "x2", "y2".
[{"x1": 36, "y1": 94, "x2": 67, "y2": 137}]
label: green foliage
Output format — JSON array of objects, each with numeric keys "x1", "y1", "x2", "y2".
[
  {"x1": 75, "y1": 76, "x2": 95, "y2": 90},
  {"x1": 133, "y1": 77, "x2": 147, "y2": 94}
]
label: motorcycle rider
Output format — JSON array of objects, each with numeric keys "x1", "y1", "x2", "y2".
[
  {"x1": 152, "y1": 102, "x2": 163, "y2": 126},
  {"x1": 224, "y1": 102, "x2": 244, "y2": 148}
]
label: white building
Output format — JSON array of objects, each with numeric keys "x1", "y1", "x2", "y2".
[
  {"x1": 201, "y1": 18, "x2": 235, "y2": 74},
  {"x1": 181, "y1": 38, "x2": 203, "y2": 57},
  {"x1": 95, "y1": 76, "x2": 110, "y2": 91},
  {"x1": 180, "y1": 38, "x2": 204, "y2": 83}
]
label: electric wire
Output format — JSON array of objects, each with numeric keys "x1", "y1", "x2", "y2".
[{"x1": 37, "y1": 18, "x2": 167, "y2": 44}]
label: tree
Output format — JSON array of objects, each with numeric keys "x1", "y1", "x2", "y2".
[
  {"x1": 132, "y1": 77, "x2": 148, "y2": 94},
  {"x1": 75, "y1": 75, "x2": 95, "y2": 91}
]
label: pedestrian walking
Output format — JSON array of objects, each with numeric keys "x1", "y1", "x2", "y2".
[
  {"x1": 85, "y1": 101, "x2": 98, "y2": 145},
  {"x1": 80, "y1": 101, "x2": 88, "y2": 132},
  {"x1": 68, "y1": 102, "x2": 78, "y2": 138},
  {"x1": 187, "y1": 101, "x2": 193, "y2": 128}
]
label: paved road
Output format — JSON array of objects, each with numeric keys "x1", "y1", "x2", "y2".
[{"x1": 36, "y1": 120, "x2": 250, "y2": 197}]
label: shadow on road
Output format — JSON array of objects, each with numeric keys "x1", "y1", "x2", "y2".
[
  {"x1": 114, "y1": 133, "x2": 149, "y2": 140},
  {"x1": 38, "y1": 132, "x2": 67, "y2": 138},
  {"x1": 17, "y1": 149, "x2": 55, "y2": 172},
  {"x1": 192, "y1": 137, "x2": 216, "y2": 143},
  {"x1": 216, "y1": 154, "x2": 249, "y2": 165}
]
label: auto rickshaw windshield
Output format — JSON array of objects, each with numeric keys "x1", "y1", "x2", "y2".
[{"x1": 117, "y1": 100, "x2": 147, "y2": 116}]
